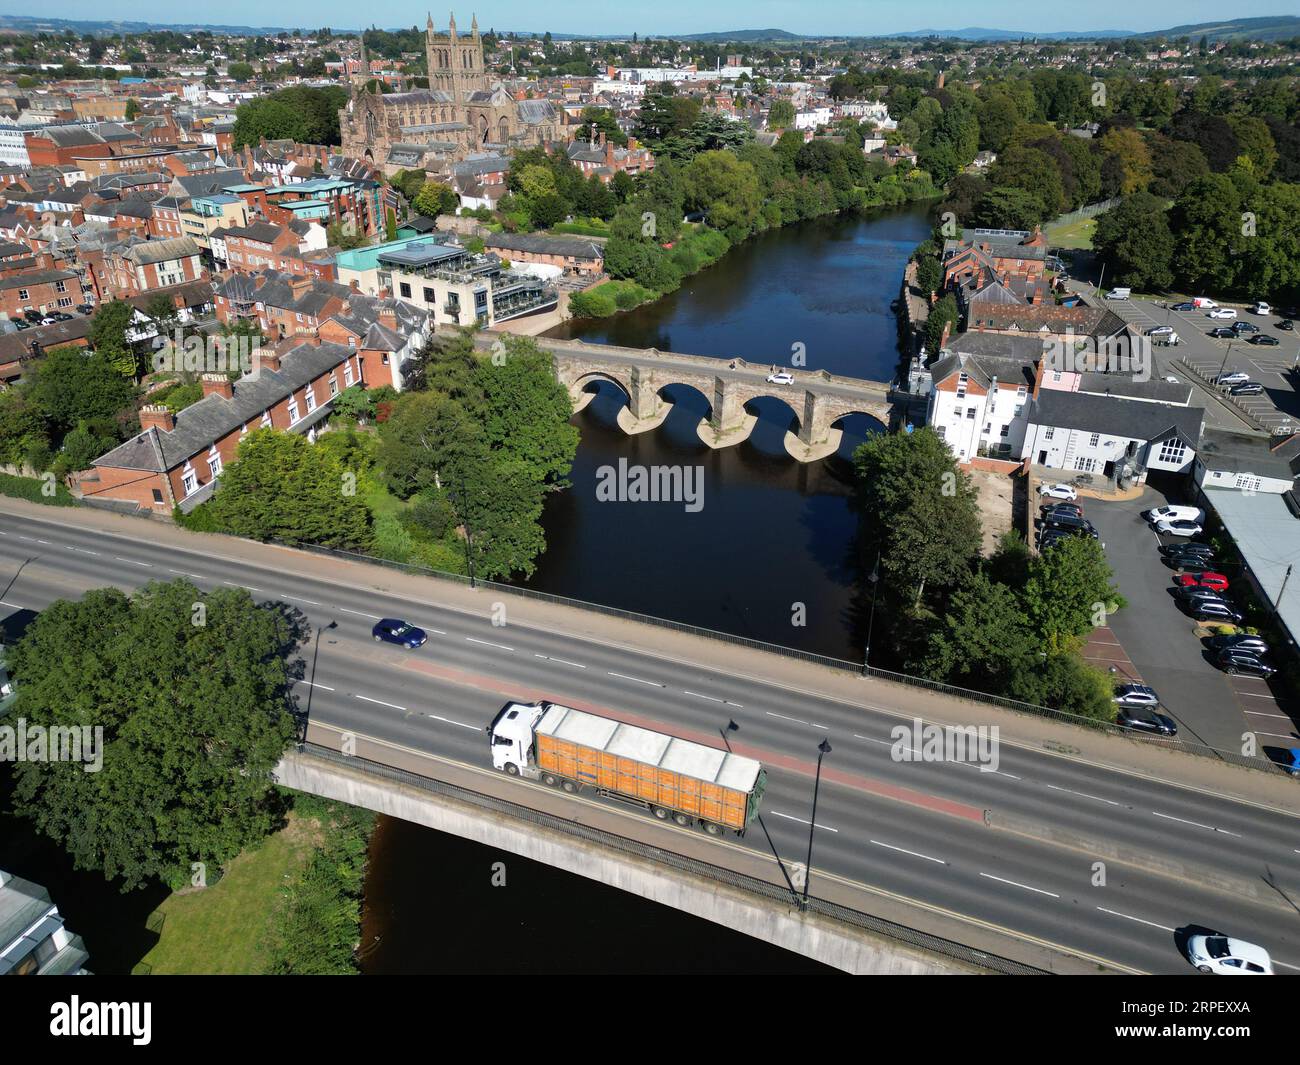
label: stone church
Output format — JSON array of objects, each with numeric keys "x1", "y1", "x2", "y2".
[{"x1": 339, "y1": 13, "x2": 559, "y2": 171}]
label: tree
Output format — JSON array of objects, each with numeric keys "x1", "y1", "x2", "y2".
[
  {"x1": 1022, "y1": 537, "x2": 1122, "y2": 652},
  {"x1": 7, "y1": 581, "x2": 296, "y2": 890},
  {"x1": 579, "y1": 106, "x2": 627, "y2": 146},
  {"x1": 682, "y1": 151, "x2": 761, "y2": 242},
  {"x1": 1170, "y1": 174, "x2": 1244, "y2": 294},
  {"x1": 767, "y1": 99, "x2": 795, "y2": 130},
  {"x1": 972, "y1": 187, "x2": 1045, "y2": 230},
  {"x1": 201, "y1": 430, "x2": 372, "y2": 549},
  {"x1": 1093, "y1": 192, "x2": 1175, "y2": 291},
  {"x1": 228, "y1": 61, "x2": 255, "y2": 81},
  {"x1": 378, "y1": 390, "x2": 485, "y2": 499},
  {"x1": 1099, "y1": 128, "x2": 1153, "y2": 197},
  {"x1": 853, "y1": 427, "x2": 981, "y2": 604},
  {"x1": 476, "y1": 336, "x2": 578, "y2": 487},
  {"x1": 412, "y1": 181, "x2": 458, "y2": 219},
  {"x1": 924, "y1": 293, "x2": 960, "y2": 355},
  {"x1": 88, "y1": 299, "x2": 139, "y2": 377},
  {"x1": 124, "y1": 97, "x2": 141, "y2": 120},
  {"x1": 915, "y1": 571, "x2": 1041, "y2": 693},
  {"x1": 25, "y1": 346, "x2": 137, "y2": 437}
]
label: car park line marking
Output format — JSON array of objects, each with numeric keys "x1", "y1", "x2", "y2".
[
  {"x1": 280, "y1": 594, "x2": 321, "y2": 606},
  {"x1": 1096, "y1": 907, "x2": 1175, "y2": 933},
  {"x1": 771, "y1": 810, "x2": 838, "y2": 833},
  {"x1": 1046, "y1": 783, "x2": 1122, "y2": 806},
  {"x1": 767, "y1": 710, "x2": 827, "y2": 729},
  {"x1": 115, "y1": 556, "x2": 152, "y2": 567},
  {"x1": 338, "y1": 607, "x2": 381, "y2": 620},
  {"x1": 293, "y1": 679, "x2": 335, "y2": 692},
  {"x1": 354, "y1": 694, "x2": 406, "y2": 711},
  {"x1": 870, "y1": 839, "x2": 946, "y2": 864},
  {"x1": 1151, "y1": 811, "x2": 1241, "y2": 836},
  {"x1": 1239, "y1": 693, "x2": 1279, "y2": 700},
  {"x1": 466, "y1": 637, "x2": 514, "y2": 652},
  {"x1": 607, "y1": 670, "x2": 664, "y2": 687},
  {"x1": 979, "y1": 872, "x2": 1059, "y2": 898},
  {"x1": 423, "y1": 712, "x2": 480, "y2": 731},
  {"x1": 1253, "y1": 731, "x2": 1299, "y2": 741},
  {"x1": 1244, "y1": 710, "x2": 1290, "y2": 719},
  {"x1": 534, "y1": 654, "x2": 586, "y2": 668}
]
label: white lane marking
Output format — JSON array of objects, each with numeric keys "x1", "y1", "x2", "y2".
[
  {"x1": 1275, "y1": 960, "x2": 1300, "y2": 972},
  {"x1": 766, "y1": 710, "x2": 827, "y2": 730},
  {"x1": 684, "y1": 690, "x2": 724, "y2": 703},
  {"x1": 168, "y1": 568, "x2": 206, "y2": 578},
  {"x1": 17, "y1": 535, "x2": 33, "y2": 541},
  {"x1": 771, "y1": 810, "x2": 838, "y2": 833},
  {"x1": 1046, "y1": 783, "x2": 1123, "y2": 807},
  {"x1": 36, "y1": 539, "x2": 50, "y2": 544},
  {"x1": 870, "y1": 839, "x2": 947, "y2": 865},
  {"x1": 115, "y1": 556, "x2": 152, "y2": 567},
  {"x1": 1151, "y1": 811, "x2": 1242, "y2": 837},
  {"x1": 1096, "y1": 907, "x2": 1176, "y2": 933},
  {"x1": 979, "y1": 872, "x2": 1060, "y2": 898},
  {"x1": 466, "y1": 637, "x2": 514, "y2": 652},
  {"x1": 424, "y1": 712, "x2": 481, "y2": 732},
  {"x1": 0, "y1": 599, "x2": 23, "y2": 608},
  {"x1": 534, "y1": 654, "x2": 586, "y2": 668},
  {"x1": 223, "y1": 580, "x2": 259, "y2": 591},
  {"x1": 280, "y1": 594, "x2": 321, "y2": 606},
  {"x1": 293, "y1": 679, "x2": 336, "y2": 692},
  {"x1": 338, "y1": 607, "x2": 381, "y2": 620},
  {"x1": 353, "y1": 694, "x2": 406, "y2": 711},
  {"x1": 607, "y1": 671, "x2": 664, "y2": 688}
]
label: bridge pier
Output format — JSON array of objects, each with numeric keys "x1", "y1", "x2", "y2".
[
  {"x1": 616, "y1": 366, "x2": 673, "y2": 434},
  {"x1": 784, "y1": 391, "x2": 843, "y2": 462},
  {"x1": 697, "y1": 377, "x2": 757, "y2": 449}
]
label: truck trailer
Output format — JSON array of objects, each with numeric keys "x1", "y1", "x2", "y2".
[{"x1": 488, "y1": 700, "x2": 766, "y2": 835}]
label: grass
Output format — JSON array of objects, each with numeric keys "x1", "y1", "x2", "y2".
[
  {"x1": 1044, "y1": 216, "x2": 1096, "y2": 251},
  {"x1": 134, "y1": 813, "x2": 320, "y2": 975}
]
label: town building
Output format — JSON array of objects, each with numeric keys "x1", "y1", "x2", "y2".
[{"x1": 0, "y1": 870, "x2": 90, "y2": 975}]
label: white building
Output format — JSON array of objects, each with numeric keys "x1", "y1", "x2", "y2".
[
  {"x1": 926, "y1": 349, "x2": 1036, "y2": 462},
  {"x1": 0, "y1": 869, "x2": 90, "y2": 975}
]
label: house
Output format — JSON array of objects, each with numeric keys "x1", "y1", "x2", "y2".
[
  {"x1": 942, "y1": 228, "x2": 1048, "y2": 294},
  {"x1": 481, "y1": 232, "x2": 605, "y2": 276},
  {"x1": 1021, "y1": 388, "x2": 1204, "y2": 484},
  {"x1": 1194, "y1": 429, "x2": 1300, "y2": 495},
  {"x1": 0, "y1": 870, "x2": 90, "y2": 974},
  {"x1": 0, "y1": 268, "x2": 79, "y2": 318},
  {"x1": 925, "y1": 348, "x2": 1037, "y2": 461}
]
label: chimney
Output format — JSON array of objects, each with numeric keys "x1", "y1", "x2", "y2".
[
  {"x1": 201, "y1": 373, "x2": 233, "y2": 399},
  {"x1": 253, "y1": 346, "x2": 281, "y2": 373},
  {"x1": 139, "y1": 404, "x2": 175, "y2": 433},
  {"x1": 377, "y1": 304, "x2": 397, "y2": 329},
  {"x1": 627, "y1": 136, "x2": 638, "y2": 150},
  {"x1": 290, "y1": 274, "x2": 312, "y2": 298},
  {"x1": 605, "y1": 139, "x2": 615, "y2": 167}
]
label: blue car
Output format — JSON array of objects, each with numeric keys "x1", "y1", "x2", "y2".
[{"x1": 372, "y1": 618, "x2": 427, "y2": 648}]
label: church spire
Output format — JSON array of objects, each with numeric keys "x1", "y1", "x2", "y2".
[
  {"x1": 449, "y1": 11, "x2": 457, "y2": 38},
  {"x1": 471, "y1": 13, "x2": 479, "y2": 38}
]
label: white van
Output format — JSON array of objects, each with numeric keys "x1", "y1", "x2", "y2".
[
  {"x1": 1192, "y1": 297, "x2": 1218, "y2": 309},
  {"x1": 1144, "y1": 505, "x2": 1205, "y2": 525},
  {"x1": 1107, "y1": 287, "x2": 1131, "y2": 300}
]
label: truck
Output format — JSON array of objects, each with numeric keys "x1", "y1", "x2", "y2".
[{"x1": 488, "y1": 700, "x2": 766, "y2": 836}]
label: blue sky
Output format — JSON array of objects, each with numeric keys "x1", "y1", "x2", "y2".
[{"x1": 29, "y1": 2, "x2": 1298, "y2": 36}]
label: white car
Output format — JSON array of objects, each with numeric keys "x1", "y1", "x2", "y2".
[
  {"x1": 1186, "y1": 935, "x2": 1273, "y2": 975},
  {"x1": 766, "y1": 371, "x2": 794, "y2": 385},
  {"x1": 1146, "y1": 325, "x2": 1174, "y2": 336},
  {"x1": 1037, "y1": 483, "x2": 1078, "y2": 501},
  {"x1": 1253, "y1": 302, "x2": 1271, "y2": 315},
  {"x1": 1208, "y1": 308, "x2": 1238, "y2": 319},
  {"x1": 1145, "y1": 505, "x2": 1205, "y2": 525},
  {"x1": 1215, "y1": 371, "x2": 1250, "y2": 387},
  {"x1": 1112, "y1": 683, "x2": 1160, "y2": 707},
  {"x1": 1157, "y1": 518, "x2": 1203, "y2": 537}
]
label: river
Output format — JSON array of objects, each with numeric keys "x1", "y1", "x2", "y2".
[{"x1": 359, "y1": 203, "x2": 934, "y2": 974}]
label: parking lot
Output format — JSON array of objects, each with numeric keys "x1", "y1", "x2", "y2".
[{"x1": 1081, "y1": 485, "x2": 1295, "y2": 756}]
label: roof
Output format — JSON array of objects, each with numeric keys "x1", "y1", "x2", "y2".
[
  {"x1": 123, "y1": 236, "x2": 199, "y2": 265},
  {"x1": 0, "y1": 268, "x2": 76, "y2": 291},
  {"x1": 1196, "y1": 428, "x2": 1297, "y2": 480},
  {"x1": 1028, "y1": 388, "x2": 1204, "y2": 445},
  {"x1": 483, "y1": 232, "x2": 604, "y2": 260},
  {"x1": 1204, "y1": 489, "x2": 1300, "y2": 647},
  {"x1": 929, "y1": 350, "x2": 1035, "y2": 391},
  {"x1": 1075, "y1": 371, "x2": 1192, "y2": 406}
]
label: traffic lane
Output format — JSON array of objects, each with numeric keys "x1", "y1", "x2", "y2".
[
  {"x1": 1084, "y1": 491, "x2": 1252, "y2": 753},
  {"x1": 5, "y1": 517, "x2": 1300, "y2": 874}
]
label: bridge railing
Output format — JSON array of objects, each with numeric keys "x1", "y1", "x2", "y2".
[
  {"x1": 290, "y1": 739, "x2": 1050, "y2": 975},
  {"x1": 280, "y1": 540, "x2": 1286, "y2": 774}
]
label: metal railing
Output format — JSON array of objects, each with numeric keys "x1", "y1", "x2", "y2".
[
  {"x1": 280, "y1": 540, "x2": 1292, "y2": 774},
  {"x1": 292, "y1": 740, "x2": 1049, "y2": 975}
]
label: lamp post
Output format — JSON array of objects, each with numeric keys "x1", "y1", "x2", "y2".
[
  {"x1": 453, "y1": 479, "x2": 477, "y2": 589},
  {"x1": 863, "y1": 550, "x2": 881, "y2": 675},
  {"x1": 802, "y1": 738, "x2": 832, "y2": 906},
  {"x1": 720, "y1": 718, "x2": 739, "y2": 751},
  {"x1": 1217, "y1": 340, "x2": 1234, "y2": 385}
]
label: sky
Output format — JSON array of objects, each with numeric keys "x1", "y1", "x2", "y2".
[{"x1": 20, "y1": 1, "x2": 1299, "y2": 36}]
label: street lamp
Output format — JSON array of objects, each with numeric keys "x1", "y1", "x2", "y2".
[
  {"x1": 452, "y1": 479, "x2": 477, "y2": 589},
  {"x1": 720, "y1": 718, "x2": 739, "y2": 751},
  {"x1": 1217, "y1": 340, "x2": 1234, "y2": 384},
  {"x1": 802, "y1": 738, "x2": 832, "y2": 906}
]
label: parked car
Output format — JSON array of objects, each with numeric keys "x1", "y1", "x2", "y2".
[
  {"x1": 1248, "y1": 335, "x2": 1280, "y2": 347},
  {"x1": 1208, "y1": 307, "x2": 1238, "y2": 319},
  {"x1": 1042, "y1": 513, "x2": 1099, "y2": 538},
  {"x1": 12, "y1": 319, "x2": 28, "y2": 330},
  {"x1": 22, "y1": 310, "x2": 42, "y2": 323},
  {"x1": 75, "y1": 303, "x2": 95, "y2": 315},
  {"x1": 1041, "y1": 501, "x2": 1084, "y2": 520},
  {"x1": 1229, "y1": 381, "x2": 1264, "y2": 396},
  {"x1": 1162, "y1": 547, "x2": 1216, "y2": 565},
  {"x1": 371, "y1": 618, "x2": 428, "y2": 648},
  {"x1": 1113, "y1": 683, "x2": 1160, "y2": 707},
  {"x1": 1176, "y1": 586, "x2": 1227, "y2": 605},
  {"x1": 1107, "y1": 287, "x2": 1131, "y2": 300},
  {"x1": 1192, "y1": 297, "x2": 1218, "y2": 309},
  {"x1": 1145, "y1": 505, "x2": 1204, "y2": 525},
  {"x1": 50, "y1": 312, "x2": 73, "y2": 322},
  {"x1": 1116, "y1": 704, "x2": 1178, "y2": 737},
  {"x1": 1172, "y1": 562, "x2": 1223, "y2": 580},
  {"x1": 1208, "y1": 327, "x2": 1237, "y2": 339},
  {"x1": 1038, "y1": 483, "x2": 1078, "y2": 501},
  {"x1": 1146, "y1": 325, "x2": 1175, "y2": 337},
  {"x1": 1176, "y1": 571, "x2": 1229, "y2": 592},
  {"x1": 1278, "y1": 319, "x2": 1294, "y2": 331},
  {"x1": 1187, "y1": 601, "x2": 1244, "y2": 624},
  {"x1": 1231, "y1": 320, "x2": 1258, "y2": 333},
  {"x1": 1207, "y1": 633, "x2": 1269, "y2": 655},
  {"x1": 1185, "y1": 936, "x2": 1273, "y2": 975},
  {"x1": 766, "y1": 371, "x2": 794, "y2": 385},
  {"x1": 1216, "y1": 649, "x2": 1276, "y2": 677},
  {"x1": 1252, "y1": 301, "x2": 1271, "y2": 315},
  {"x1": 1214, "y1": 371, "x2": 1250, "y2": 387},
  {"x1": 1157, "y1": 518, "x2": 1203, "y2": 537},
  {"x1": 1171, "y1": 301, "x2": 1196, "y2": 312}
]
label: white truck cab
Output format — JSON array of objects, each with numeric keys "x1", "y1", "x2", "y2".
[{"x1": 488, "y1": 701, "x2": 548, "y2": 776}]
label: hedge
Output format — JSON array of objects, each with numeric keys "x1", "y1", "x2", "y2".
[{"x1": 0, "y1": 471, "x2": 77, "y2": 506}]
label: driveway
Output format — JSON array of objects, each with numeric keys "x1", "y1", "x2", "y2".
[{"x1": 1086, "y1": 487, "x2": 1257, "y2": 754}]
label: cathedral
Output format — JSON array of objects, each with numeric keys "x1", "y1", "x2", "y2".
[{"x1": 339, "y1": 13, "x2": 560, "y2": 170}]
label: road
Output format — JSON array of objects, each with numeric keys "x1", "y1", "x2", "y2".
[{"x1": 2, "y1": 502, "x2": 1299, "y2": 975}]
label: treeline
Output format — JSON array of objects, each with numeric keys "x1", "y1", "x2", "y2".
[
  {"x1": 854, "y1": 429, "x2": 1124, "y2": 721},
  {"x1": 232, "y1": 85, "x2": 348, "y2": 149}
]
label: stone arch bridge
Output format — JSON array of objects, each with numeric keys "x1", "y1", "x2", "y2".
[{"x1": 481, "y1": 334, "x2": 896, "y2": 462}]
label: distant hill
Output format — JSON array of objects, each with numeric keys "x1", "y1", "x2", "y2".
[
  {"x1": 889, "y1": 27, "x2": 1132, "y2": 41},
  {"x1": 675, "y1": 28, "x2": 808, "y2": 42},
  {"x1": 1131, "y1": 16, "x2": 1300, "y2": 42}
]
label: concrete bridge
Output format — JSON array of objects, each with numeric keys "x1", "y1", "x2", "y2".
[{"x1": 480, "y1": 333, "x2": 896, "y2": 462}]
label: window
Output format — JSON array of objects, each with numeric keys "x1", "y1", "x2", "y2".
[
  {"x1": 17, "y1": 288, "x2": 27, "y2": 300},
  {"x1": 304, "y1": 386, "x2": 316, "y2": 413},
  {"x1": 287, "y1": 398, "x2": 300, "y2": 424},
  {"x1": 1235, "y1": 474, "x2": 1261, "y2": 492},
  {"x1": 208, "y1": 446, "x2": 222, "y2": 477},
  {"x1": 1088, "y1": 433, "x2": 1100, "y2": 447},
  {"x1": 966, "y1": 407, "x2": 977, "y2": 419},
  {"x1": 55, "y1": 279, "x2": 66, "y2": 293},
  {"x1": 1044, "y1": 427, "x2": 1055, "y2": 441},
  {"x1": 260, "y1": 410, "x2": 272, "y2": 428},
  {"x1": 423, "y1": 286, "x2": 436, "y2": 304},
  {"x1": 399, "y1": 282, "x2": 411, "y2": 299},
  {"x1": 343, "y1": 362, "x2": 354, "y2": 386},
  {"x1": 1051, "y1": 371, "x2": 1062, "y2": 383},
  {"x1": 181, "y1": 465, "x2": 198, "y2": 496},
  {"x1": 1073, "y1": 457, "x2": 1096, "y2": 473},
  {"x1": 999, "y1": 424, "x2": 1010, "y2": 438},
  {"x1": 151, "y1": 488, "x2": 164, "y2": 504},
  {"x1": 329, "y1": 374, "x2": 339, "y2": 396},
  {"x1": 1158, "y1": 439, "x2": 1187, "y2": 465},
  {"x1": 955, "y1": 371, "x2": 968, "y2": 399}
]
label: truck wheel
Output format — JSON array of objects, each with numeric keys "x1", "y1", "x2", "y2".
[
  {"x1": 541, "y1": 773, "x2": 558, "y2": 787},
  {"x1": 504, "y1": 763, "x2": 520, "y2": 776},
  {"x1": 561, "y1": 780, "x2": 577, "y2": 793},
  {"x1": 703, "y1": 822, "x2": 724, "y2": 836},
  {"x1": 651, "y1": 806, "x2": 669, "y2": 820},
  {"x1": 672, "y1": 812, "x2": 691, "y2": 827}
]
